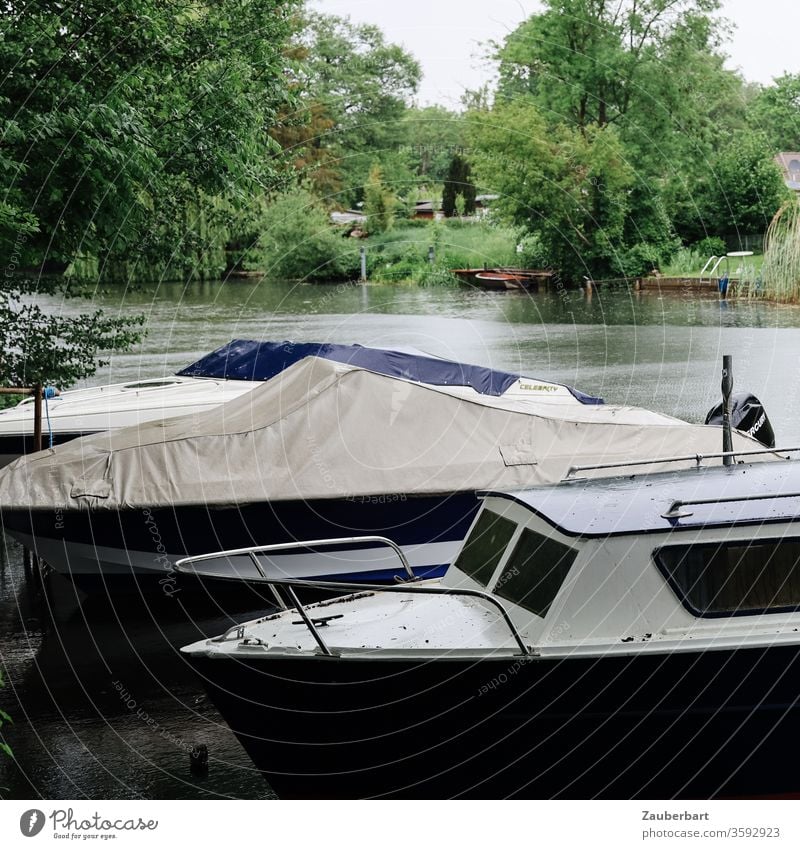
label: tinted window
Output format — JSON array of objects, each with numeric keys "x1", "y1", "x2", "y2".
[
  {"x1": 453, "y1": 509, "x2": 517, "y2": 587},
  {"x1": 657, "y1": 539, "x2": 800, "y2": 616},
  {"x1": 494, "y1": 528, "x2": 577, "y2": 618}
]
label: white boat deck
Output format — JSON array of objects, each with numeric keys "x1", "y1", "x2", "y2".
[
  {"x1": 186, "y1": 588, "x2": 523, "y2": 659},
  {"x1": 0, "y1": 376, "x2": 257, "y2": 436}
]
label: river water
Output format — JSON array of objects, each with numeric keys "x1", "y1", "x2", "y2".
[{"x1": 2, "y1": 280, "x2": 800, "y2": 799}]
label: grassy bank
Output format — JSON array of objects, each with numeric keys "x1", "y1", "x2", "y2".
[
  {"x1": 363, "y1": 220, "x2": 519, "y2": 284},
  {"x1": 662, "y1": 248, "x2": 764, "y2": 280}
]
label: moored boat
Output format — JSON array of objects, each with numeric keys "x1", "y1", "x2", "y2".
[
  {"x1": 180, "y1": 454, "x2": 800, "y2": 799},
  {"x1": 451, "y1": 267, "x2": 554, "y2": 290},
  {"x1": 0, "y1": 351, "x2": 764, "y2": 590},
  {"x1": 1, "y1": 339, "x2": 541, "y2": 467},
  {"x1": 474, "y1": 271, "x2": 529, "y2": 290}
]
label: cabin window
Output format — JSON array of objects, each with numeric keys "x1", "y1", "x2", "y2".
[
  {"x1": 656, "y1": 539, "x2": 800, "y2": 617},
  {"x1": 453, "y1": 509, "x2": 518, "y2": 587},
  {"x1": 493, "y1": 528, "x2": 577, "y2": 618}
]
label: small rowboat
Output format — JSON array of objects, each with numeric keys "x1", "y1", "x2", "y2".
[{"x1": 473, "y1": 271, "x2": 529, "y2": 290}]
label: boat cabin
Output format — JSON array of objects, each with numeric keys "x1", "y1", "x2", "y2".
[
  {"x1": 182, "y1": 458, "x2": 800, "y2": 661},
  {"x1": 453, "y1": 457, "x2": 800, "y2": 652}
]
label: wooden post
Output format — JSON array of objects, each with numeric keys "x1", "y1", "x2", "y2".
[
  {"x1": 0, "y1": 385, "x2": 43, "y2": 579},
  {"x1": 33, "y1": 384, "x2": 43, "y2": 453},
  {"x1": 360, "y1": 246, "x2": 367, "y2": 282}
]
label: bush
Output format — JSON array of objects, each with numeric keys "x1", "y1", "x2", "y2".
[
  {"x1": 692, "y1": 236, "x2": 727, "y2": 258},
  {"x1": 360, "y1": 220, "x2": 519, "y2": 283},
  {"x1": 515, "y1": 233, "x2": 550, "y2": 269},
  {"x1": 0, "y1": 393, "x2": 23, "y2": 411},
  {"x1": 369, "y1": 254, "x2": 421, "y2": 283},
  {"x1": 666, "y1": 247, "x2": 704, "y2": 274},
  {"x1": 613, "y1": 242, "x2": 668, "y2": 278},
  {"x1": 414, "y1": 264, "x2": 461, "y2": 287},
  {"x1": 258, "y1": 189, "x2": 352, "y2": 282},
  {"x1": 760, "y1": 198, "x2": 800, "y2": 302}
]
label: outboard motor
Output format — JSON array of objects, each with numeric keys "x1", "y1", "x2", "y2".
[{"x1": 705, "y1": 392, "x2": 775, "y2": 448}]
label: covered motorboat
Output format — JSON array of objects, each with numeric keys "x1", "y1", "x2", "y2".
[
  {"x1": 0, "y1": 339, "x2": 586, "y2": 467},
  {"x1": 0, "y1": 353, "x2": 769, "y2": 591},
  {"x1": 180, "y1": 455, "x2": 800, "y2": 799}
]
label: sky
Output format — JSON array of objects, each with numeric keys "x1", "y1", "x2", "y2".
[{"x1": 312, "y1": 0, "x2": 798, "y2": 107}]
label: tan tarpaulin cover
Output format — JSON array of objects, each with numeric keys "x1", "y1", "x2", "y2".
[{"x1": 0, "y1": 357, "x2": 765, "y2": 511}]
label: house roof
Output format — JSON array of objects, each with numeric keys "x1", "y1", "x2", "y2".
[{"x1": 330, "y1": 210, "x2": 366, "y2": 225}]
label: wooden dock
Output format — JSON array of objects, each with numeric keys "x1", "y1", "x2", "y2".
[{"x1": 634, "y1": 276, "x2": 738, "y2": 292}]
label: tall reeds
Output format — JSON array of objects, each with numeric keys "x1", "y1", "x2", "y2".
[{"x1": 760, "y1": 198, "x2": 800, "y2": 302}]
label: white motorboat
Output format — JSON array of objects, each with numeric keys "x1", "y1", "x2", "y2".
[
  {"x1": 3, "y1": 339, "x2": 592, "y2": 466},
  {"x1": 180, "y1": 451, "x2": 800, "y2": 798}
]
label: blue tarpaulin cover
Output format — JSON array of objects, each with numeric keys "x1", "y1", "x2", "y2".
[{"x1": 177, "y1": 340, "x2": 603, "y2": 404}]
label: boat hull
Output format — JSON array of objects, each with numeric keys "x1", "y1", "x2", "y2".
[
  {"x1": 187, "y1": 645, "x2": 800, "y2": 799},
  {"x1": 0, "y1": 493, "x2": 479, "y2": 589}
]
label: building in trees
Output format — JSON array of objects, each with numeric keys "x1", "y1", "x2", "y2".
[{"x1": 776, "y1": 154, "x2": 800, "y2": 193}]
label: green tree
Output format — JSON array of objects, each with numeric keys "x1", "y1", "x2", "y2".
[
  {"x1": 0, "y1": 280, "x2": 146, "y2": 388},
  {"x1": 441, "y1": 154, "x2": 476, "y2": 217},
  {"x1": 699, "y1": 130, "x2": 788, "y2": 239},
  {"x1": 496, "y1": 1, "x2": 728, "y2": 133},
  {"x1": 0, "y1": 0, "x2": 299, "y2": 275},
  {"x1": 494, "y1": 1, "x2": 746, "y2": 246},
  {"x1": 364, "y1": 164, "x2": 396, "y2": 234},
  {"x1": 276, "y1": 12, "x2": 421, "y2": 205},
  {"x1": 468, "y1": 100, "x2": 648, "y2": 279},
  {"x1": 257, "y1": 188, "x2": 351, "y2": 281},
  {"x1": 401, "y1": 106, "x2": 466, "y2": 182},
  {"x1": 749, "y1": 74, "x2": 800, "y2": 152},
  {"x1": 0, "y1": 1, "x2": 299, "y2": 391}
]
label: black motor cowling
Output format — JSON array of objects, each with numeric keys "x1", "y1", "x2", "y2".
[{"x1": 705, "y1": 392, "x2": 775, "y2": 448}]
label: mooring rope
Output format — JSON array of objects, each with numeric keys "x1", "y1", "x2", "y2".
[{"x1": 43, "y1": 386, "x2": 57, "y2": 449}]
